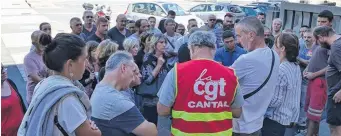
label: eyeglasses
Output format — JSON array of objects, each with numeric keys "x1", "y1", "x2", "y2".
[
  {"x1": 209, "y1": 19, "x2": 217, "y2": 22},
  {"x1": 86, "y1": 16, "x2": 93, "y2": 19},
  {"x1": 120, "y1": 20, "x2": 128, "y2": 23},
  {"x1": 75, "y1": 23, "x2": 82, "y2": 26},
  {"x1": 43, "y1": 28, "x2": 51, "y2": 31}
]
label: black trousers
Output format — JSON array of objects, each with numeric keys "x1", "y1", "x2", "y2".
[{"x1": 261, "y1": 118, "x2": 286, "y2": 136}]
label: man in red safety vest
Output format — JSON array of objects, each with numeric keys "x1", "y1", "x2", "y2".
[{"x1": 157, "y1": 31, "x2": 244, "y2": 136}]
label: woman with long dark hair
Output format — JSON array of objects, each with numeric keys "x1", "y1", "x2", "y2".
[{"x1": 18, "y1": 33, "x2": 101, "y2": 136}]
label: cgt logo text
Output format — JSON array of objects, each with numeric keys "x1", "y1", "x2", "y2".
[{"x1": 188, "y1": 69, "x2": 230, "y2": 108}]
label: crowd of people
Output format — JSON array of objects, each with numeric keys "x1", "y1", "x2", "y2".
[{"x1": 1, "y1": 7, "x2": 341, "y2": 136}]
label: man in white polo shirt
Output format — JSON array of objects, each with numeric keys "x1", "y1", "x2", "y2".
[{"x1": 232, "y1": 17, "x2": 280, "y2": 135}]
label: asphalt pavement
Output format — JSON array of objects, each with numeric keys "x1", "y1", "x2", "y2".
[{"x1": 0, "y1": 0, "x2": 331, "y2": 135}]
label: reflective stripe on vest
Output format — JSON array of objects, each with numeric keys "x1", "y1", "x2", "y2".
[
  {"x1": 171, "y1": 128, "x2": 233, "y2": 136},
  {"x1": 172, "y1": 110, "x2": 233, "y2": 121}
]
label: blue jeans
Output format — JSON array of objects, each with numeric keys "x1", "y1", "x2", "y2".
[{"x1": 262, "y1": 118, "x2": 286, "y2": 136}]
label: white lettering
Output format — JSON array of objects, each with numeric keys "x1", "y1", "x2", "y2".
[
  {"x1": 194, "y1": 81, "x2": 205, "y2": 95},
  {"x1": 187, "y1": 101, "x2": 230, "y2": 108},
  {"x1": 204, "y1": 81, "x2": 218, "y2": 101},
  {"x1": 188, "y1": 101, "x2": 195, "y2": 108},
  {"x1": 219, "y1": 78, "x2": 226, "y2": 96}
]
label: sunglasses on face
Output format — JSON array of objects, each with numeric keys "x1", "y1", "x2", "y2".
[
  {"x1": 43, "y1": 28, "x2": 51, "y2": 31},
  {"x1": 209, "y1": 19, "x2": 216, "y2": 22},
  {"x1": 86, "y1": 16, "x2": 93, "y2": 19}
]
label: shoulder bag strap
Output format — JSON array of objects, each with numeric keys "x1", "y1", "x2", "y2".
[
  {"x1": 7, "y1": 79, "x2": 27, "y2": 112},
  {"x1": 53, "y1": 94, "x2": 75, "y2": 136},
  {"x1": 166, "y1": 37, "x2": 175, "y2": 49},
  {"x1": 243, "y1": 49, "x2": 275, "y2": 99}
]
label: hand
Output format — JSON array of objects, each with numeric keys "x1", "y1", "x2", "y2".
[
  {"x1": 89, "y1": 120, "x2": 99, "y2": 130},
  {"x1": 157, "y1": 56, "x2": 165, "y2": 66},
  {"x1": 303, "y1": 72, "x2": 315, "y2": 80},
  {"x1": 333, "y1": 90, "x2": 341, "y2": 103},
  {"x1": 89, "y1": 73, "x2": 95, "y2": 80}
]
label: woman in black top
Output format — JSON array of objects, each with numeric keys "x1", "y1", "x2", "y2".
[
  {"x1": 139, "y1": 33, "x2": 170, "y2": 124},
  {"x1": 79, "y1": 41, "x2": 99, "y2": 97},
  {"x1": 135, "y1": 32, "x2": 153, "y2": 70}
]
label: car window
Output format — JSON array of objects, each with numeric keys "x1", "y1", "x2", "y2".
[
  {"x1": 132, "y1": 3, "x2": 149, "y2": 14},
  {"x1": 162, "y1": 3, "x2": 187, "y2": 16},
  {"x1": 227, "y1": 6, "x2": 243, "y2": 13},
  {"x1": 207, "y1": 4, "x2": 224, "y2": 12},
  {"x1": 149, "y1": 3, "x2": 166, "y2": 16},
  {"x1": 190, "y1": 4, "x2": 206, "y2": 12}
]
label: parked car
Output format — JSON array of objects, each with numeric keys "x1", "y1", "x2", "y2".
[
  {"x1": 125, "y1": 2, "x2": 205, "y2": 30},
  {"x1": 240, "y1": 6, "x2": 262, "y2": 17},
  {"x1": 188, "y1": 3, "x2": 245, "y2": 22}
]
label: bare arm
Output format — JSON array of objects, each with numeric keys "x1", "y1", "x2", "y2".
[
  {"x1": 157, "y1": 102, "x2": 171, "y2": 116},
  {"x1": 313, "y1": 67, "x2": 328, "y2": 78},
  {"x1": 29, "y1": 74, "x2": 43, "y2": 83},
  {"x1": 231, "y1": 108, "x2": 242, "y2": 118},
  {"x1": 151, "y1": 65, "x2": 163, "y2": 78},
  {"x1": 75, "y1": 120, "x2": 101, "y2": 136},
  {"x1": 132, "y1": 120, "x2": 158, "y2": 136}
]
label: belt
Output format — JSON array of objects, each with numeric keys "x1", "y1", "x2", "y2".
[{"x1": 284, "y1": 122, "x2": 297, "y2": 128}]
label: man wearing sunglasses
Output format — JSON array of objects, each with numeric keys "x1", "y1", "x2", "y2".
[
  {"x1": 200, "y1": 14, "x2": 224, "y2": 48},
  {"x1": 82, "y1": 10, "x2": 97, "y2": 39}
]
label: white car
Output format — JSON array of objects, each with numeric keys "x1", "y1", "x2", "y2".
[{"x1": 125, "y1": 2, "x2": 205, "y2": 30}]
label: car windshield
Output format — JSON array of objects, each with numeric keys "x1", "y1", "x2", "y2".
[
  {"x1": 254, "y1": 8, "x2": 262, "y2": 13},
  {"x1": 227, "y1": 6, "x2": 243, "y2": 13},
  {"x1": 162, "y1": 3, "x2": 187, "y2": 16}
]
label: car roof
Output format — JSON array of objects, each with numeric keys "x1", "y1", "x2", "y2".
[
  {"x1": 130, "y1": 1, "x2": 176, "y2": 5},
  {"x1": 241, "y1": 6, "x2": 258, "y2": 8}
]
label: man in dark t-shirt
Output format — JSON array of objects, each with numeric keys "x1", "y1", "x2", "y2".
[
  {"x1": 87, "y1": 17, "x2": 110, "y2": 43},
  {"x1": 313, "y1": 26, "x2": 341, "y2": 135},
  {"x1": 108, "y1": 14, "x2": 132, "y2": 50}
]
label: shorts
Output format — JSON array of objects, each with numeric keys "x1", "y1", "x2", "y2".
[
  {"x1": 326, "y1": 91, "x2": 341, "y2": 126},
  {"x1": 304, "y1": 78, "x2": 327, "y2": 122}
]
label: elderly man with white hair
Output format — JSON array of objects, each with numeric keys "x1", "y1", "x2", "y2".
[
  {"x1": 90, "y1": 51, "x2": 157, "y2": 136},
  {"x1": 157, "y1": 31, "x2": 244, "y2": 136},
  {"x1": 232, "y1": 16, "x2": 280, "y2": 136}
]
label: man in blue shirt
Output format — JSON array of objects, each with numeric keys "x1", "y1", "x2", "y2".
[{"x1": 214, "y1": 30, "x2": 246, "y2": 66}]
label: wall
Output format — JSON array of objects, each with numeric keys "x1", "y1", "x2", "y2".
[{"x1": 266, "y1": 2, "x2": 341, "y2": 34}]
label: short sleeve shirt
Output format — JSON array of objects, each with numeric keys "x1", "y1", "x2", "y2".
[
  {"x1": 90, "y1": 83, "x2": 144, "y2": 136},
  {"x1": 49, "y1": 95, "x2": 88, "y2": 135},
  {"x1": 306, "y1": 44, "x2": 329, "y2": 77},
  {"x1": 326, "y1": 37, "x2": 341, "y2": 94}
]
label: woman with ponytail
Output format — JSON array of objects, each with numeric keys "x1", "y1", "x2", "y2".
[
  {"x1": 18, "y1": 33, "x2": 101, "y2": 136},
  {"x1": 23, "y1": 31, "x2": 51, "y2": 104},
  {"x1": 262, "y1": 33, "x2": 302, "y2": 136}
]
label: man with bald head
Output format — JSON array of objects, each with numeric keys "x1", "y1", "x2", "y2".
[
  {"x1": 200, "y1": 14, "x2": 224, "y2": 48},
  {"x1": 108, "y1": 14, "x2": 132, "y2": 50},
  {"x1": 232, "y1": 17, "x2": 280, "y2": 136},
  {"x1": 82, "y1": 10, "x2": 96, "y2": 39}
]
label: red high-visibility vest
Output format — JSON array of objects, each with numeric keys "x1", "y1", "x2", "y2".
[{"x1": 171, "y1": 59, "x2": 238, "y2": 136}]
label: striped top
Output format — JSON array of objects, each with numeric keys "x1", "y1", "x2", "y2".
[{"x1": 266, "y1": 60, "x2": 302, "y2": 125}]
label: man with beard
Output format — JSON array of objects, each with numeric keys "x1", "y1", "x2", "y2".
[
  {"x1": 82, "y1": 10, "x2": 96, "y2": 39},
  {"x1": 126, "y1": 20, "x2": 136, "y2": 34},
  {"x1": 87, "y1": 17, "x2": 109, "y2": 43},
  {"x1": 175, "y1": 24, "x2": 185, "y2": 36},
  {"x1": 128, "y1": 19, "x2": 149, "y2": 45},
  {"x1": 313, "y1": 26, "x2": 341, "y2": 136},
  {"x1": 187, "y1": 19, "x2": 198, "y2": 32},
  {"x1": 257, "y1": 12, "x2": 266, "y2": 24},
  {"x1": 108, "y1": 14, "x2": 132, "y2": 50},
  {"x1": 224, "y1": 13, "x2": 235, "y2": 32},
  {"x1": 70, "y1": 17, "x2": 86, "y2": 41},
  {"x1": 303, "y1": 10, "x2": 333, "y2": 136},
  {"x1": 264, "y1": 26, "x2": 274, "y2": 48},
  {"x1": 299, "y1": 25, "x2": 310, "y2": 45}
]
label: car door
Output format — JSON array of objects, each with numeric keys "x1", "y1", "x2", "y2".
[
  {"x1": 189, "y1": 4, "x2": 207, "y2": 21},
  {"x1": 148, "y1": 3, "x2": 166, "y2": 27},
  {"x1": 130, "y1": 3, "x2": 150, "y2": 21}
]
